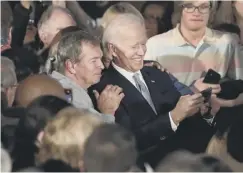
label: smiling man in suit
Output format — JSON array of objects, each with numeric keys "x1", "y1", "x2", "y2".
[{"x1": 88, "y1": 13, "x2": 208, "y2": 167}]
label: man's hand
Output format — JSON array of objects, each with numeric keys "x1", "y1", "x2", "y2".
[
  {"x1": 234, "y1": 93, "x2": 243, "y2": 106},
  {"x1": 171, "y1": 93, "x2": 204, "y2": 125},
  {"x1": 144, "y1": 61, "x2": 169, "y2": 73},
  {"x1": 193, "y1": 78, "x2": 221, "y2": 94},
  {"x1": 93, "y1": 85, "x2": 125, "y2": 115}
]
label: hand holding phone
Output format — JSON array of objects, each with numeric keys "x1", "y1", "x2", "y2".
[
  {"x1": 203, "y1": 69, "x2": 221, "y2": 84},
  {"x1": 200, "y1": 87, "x2": 212, "y2": 103},
  {"x1": 193, "y1": 78, "x2": 221, "y2": 94}
]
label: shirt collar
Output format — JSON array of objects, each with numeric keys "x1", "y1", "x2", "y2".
[
  {"x1": 172, "y1": 24, "x2": 216, "y2": 46},
  {"x1": 51, "y1": 71, "x2": 88, "y2": 92},
  {"x1": 112, "y1": 62, "x2": 142, "y2": 79}
]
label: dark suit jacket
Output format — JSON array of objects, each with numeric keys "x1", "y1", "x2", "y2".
[{"x1": 88, "y1": 65, "x2": 181, "y2": 151}]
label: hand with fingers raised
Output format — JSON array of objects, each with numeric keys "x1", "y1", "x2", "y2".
[{"x1": 93, "y1": 85, "x2": 125, "y2": 116}]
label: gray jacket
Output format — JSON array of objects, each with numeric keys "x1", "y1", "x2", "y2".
[{"x1": 50, "y1": 71, "x2": 115, "y2": 123}]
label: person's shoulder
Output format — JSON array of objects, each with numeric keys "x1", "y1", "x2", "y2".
[{"x1": 142, "y1": 66, "x2": 170, "y2": 79}]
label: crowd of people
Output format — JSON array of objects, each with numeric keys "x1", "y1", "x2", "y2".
[{"x1": 1, "y1": 0, "x2": 243, "y2": 172}]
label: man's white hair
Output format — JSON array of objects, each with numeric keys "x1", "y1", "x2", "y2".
[{"x1": 102, "y1": 13, "x2": 145, "y2": 58}]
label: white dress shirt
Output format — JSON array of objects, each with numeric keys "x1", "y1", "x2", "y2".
[{"x1": 112, "y1": 63, "x2": 178, "y2": 131}]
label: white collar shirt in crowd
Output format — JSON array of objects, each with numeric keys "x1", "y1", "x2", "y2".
[{"x1": 145, "y1": 24, "x2": 243, "y2": 86}]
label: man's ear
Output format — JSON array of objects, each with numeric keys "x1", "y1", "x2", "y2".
[
  {"x1": 108, "y1": 43, "x2": 118, "y2": 58},
  {"x1": 65, "y1": 59, "x2": 76, "y2": 74}
]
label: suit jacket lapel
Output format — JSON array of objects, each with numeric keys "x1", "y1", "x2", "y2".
[{"x1": 106, "y1": 65, "x2": 157, "y2": 119}]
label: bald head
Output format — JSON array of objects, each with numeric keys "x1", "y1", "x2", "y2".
[
  {"x1": 38, "y1": 6, "x2": 76, "y2": 47},
  {"x1": 15, "y1": 74, "x2": 66, "y2": 107}
]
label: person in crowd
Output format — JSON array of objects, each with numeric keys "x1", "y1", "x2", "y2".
[
  {"x1": 2, "y1": 47, "x2": 42, "y2": 82},
  {"x1": 1, "y1": 1, "x2": 42, "y2": 80},
  {"x1": 12, "y1": 95, "x2": 72, "y2": 171},
  {"x1": 146, "y1": 1, "x2": 243, "y2": 86},
  {"x1": 11, "y1": 0, "x2": 32, "y2": 48},
  {"x1": 37, "y1": 5, "x2": 76, "y2": 50},
  {"x1": 50, "y1": 30, "x2": 124, "y2": 123},
  {"x1": 100, "y1": 2, "x2": 143, "y2": 31},
  {"x1": 146, "y1": 0, "x2": 242, "y2": 87},
  {"x1": 89, "y1": 13, "x2": 214, "y2": 167},
  {"x1": 155, "y1": 150, "x2": 232, "y2": 172},
  {"x1": 145, "y1": 1, "x2": 243, "y2": 130},
  {"x1": 45, "y1": 26, "x2": 82, "y2": 74},
  {"x1": 1, "y1": 0, "x2": 37, "y2": 51},
  {"x1": 15, "y1": 74, "x2": 66, "y2": 107},
  {"x1": 100, "y1": 2, "x2": 144, "y2": 68},
  {"x1": 1, "y1": 1, "x2": 13, "y2": 52},
  {"x1": 36, "y1": 107, "x2": 102, "y2": 172},
  {"x1": 213, "y1": 1, "x2": 243, "y2": 44},
  {"x1": 206, "y1": 117, "x2": 243, "y2": 171},
  {"x1": 84, "y1": 124, "x2": 138, "y2": 172},
  {"x1": 172, "y1": 1, "x2": 218, "y2": 28},
  {"x1": 141, "y1": 1, "x2": 173, "y2": 38},
  {"x1": 99, "y1": 3, "x2": 194, "y2": 97},
  {"x1": 1, "y1": 57, "x2": 17, "y2": 108}
]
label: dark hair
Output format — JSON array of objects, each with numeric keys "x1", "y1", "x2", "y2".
[
  {"x1": 213, "y1": 23, "x2": 241, "y2": 37},
  {"x1": 227, "y1": 117, "x2": 243, "y2": 162},
  {"x1": 1, "y1": 47, "x2": 42, "y2": 82},
  {"x1": 155, "y1": 150, "x2": 232, "y2": 172},
  {"x1": 56, "y1": 30, "x2": 100, "y2": 73},
  {"x1": 41, "y1": 159, "x2": 80, "y2": 172},
  {"x1": 12, "y1": 95, "x2": 72, "y2": 171},
  {"x1": 84, "y1": 124, "x2": 138, "y2": 172},
  {"x1": 141, "y1": 1, "x2": 173, "y2": 34}
]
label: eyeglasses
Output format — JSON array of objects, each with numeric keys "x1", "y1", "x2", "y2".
[{"x1": 182, "y1": 4, "x2": 211, "y2": 14}]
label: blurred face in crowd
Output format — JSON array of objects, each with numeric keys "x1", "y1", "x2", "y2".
[
  {"x1": 234, "y1": 1, "x2": 243, "y2": 19},
  {"x1": 40, "y1": 9, "x2": 76, "y2": 47},
  {"x1": 110, "y1": 23, "x2": 147, "y2": 72},
  {"x1": 181, "y1": 1, "x2": 211, "y2": 31},
  {"x1": 71, "y1": 43, "x2": 104, "y2": 88},
  {"x1": 143, "y1": 3, "x2": 165, "y2": 38}
]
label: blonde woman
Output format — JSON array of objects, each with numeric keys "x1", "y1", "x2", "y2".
[{"x1": 36, "y1": 107, "x2": 103, "y2": 171}]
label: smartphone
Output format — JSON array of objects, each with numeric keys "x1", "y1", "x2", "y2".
[
  {"x1": 200, "y1": 87, "x2": 212, "y2": 103},
  {"x1": 203, "y1": 69, "x2": 221, "y2": 84},
  {"x1": 64, "y1": 88, "x2": 73, "y2": 103}
]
